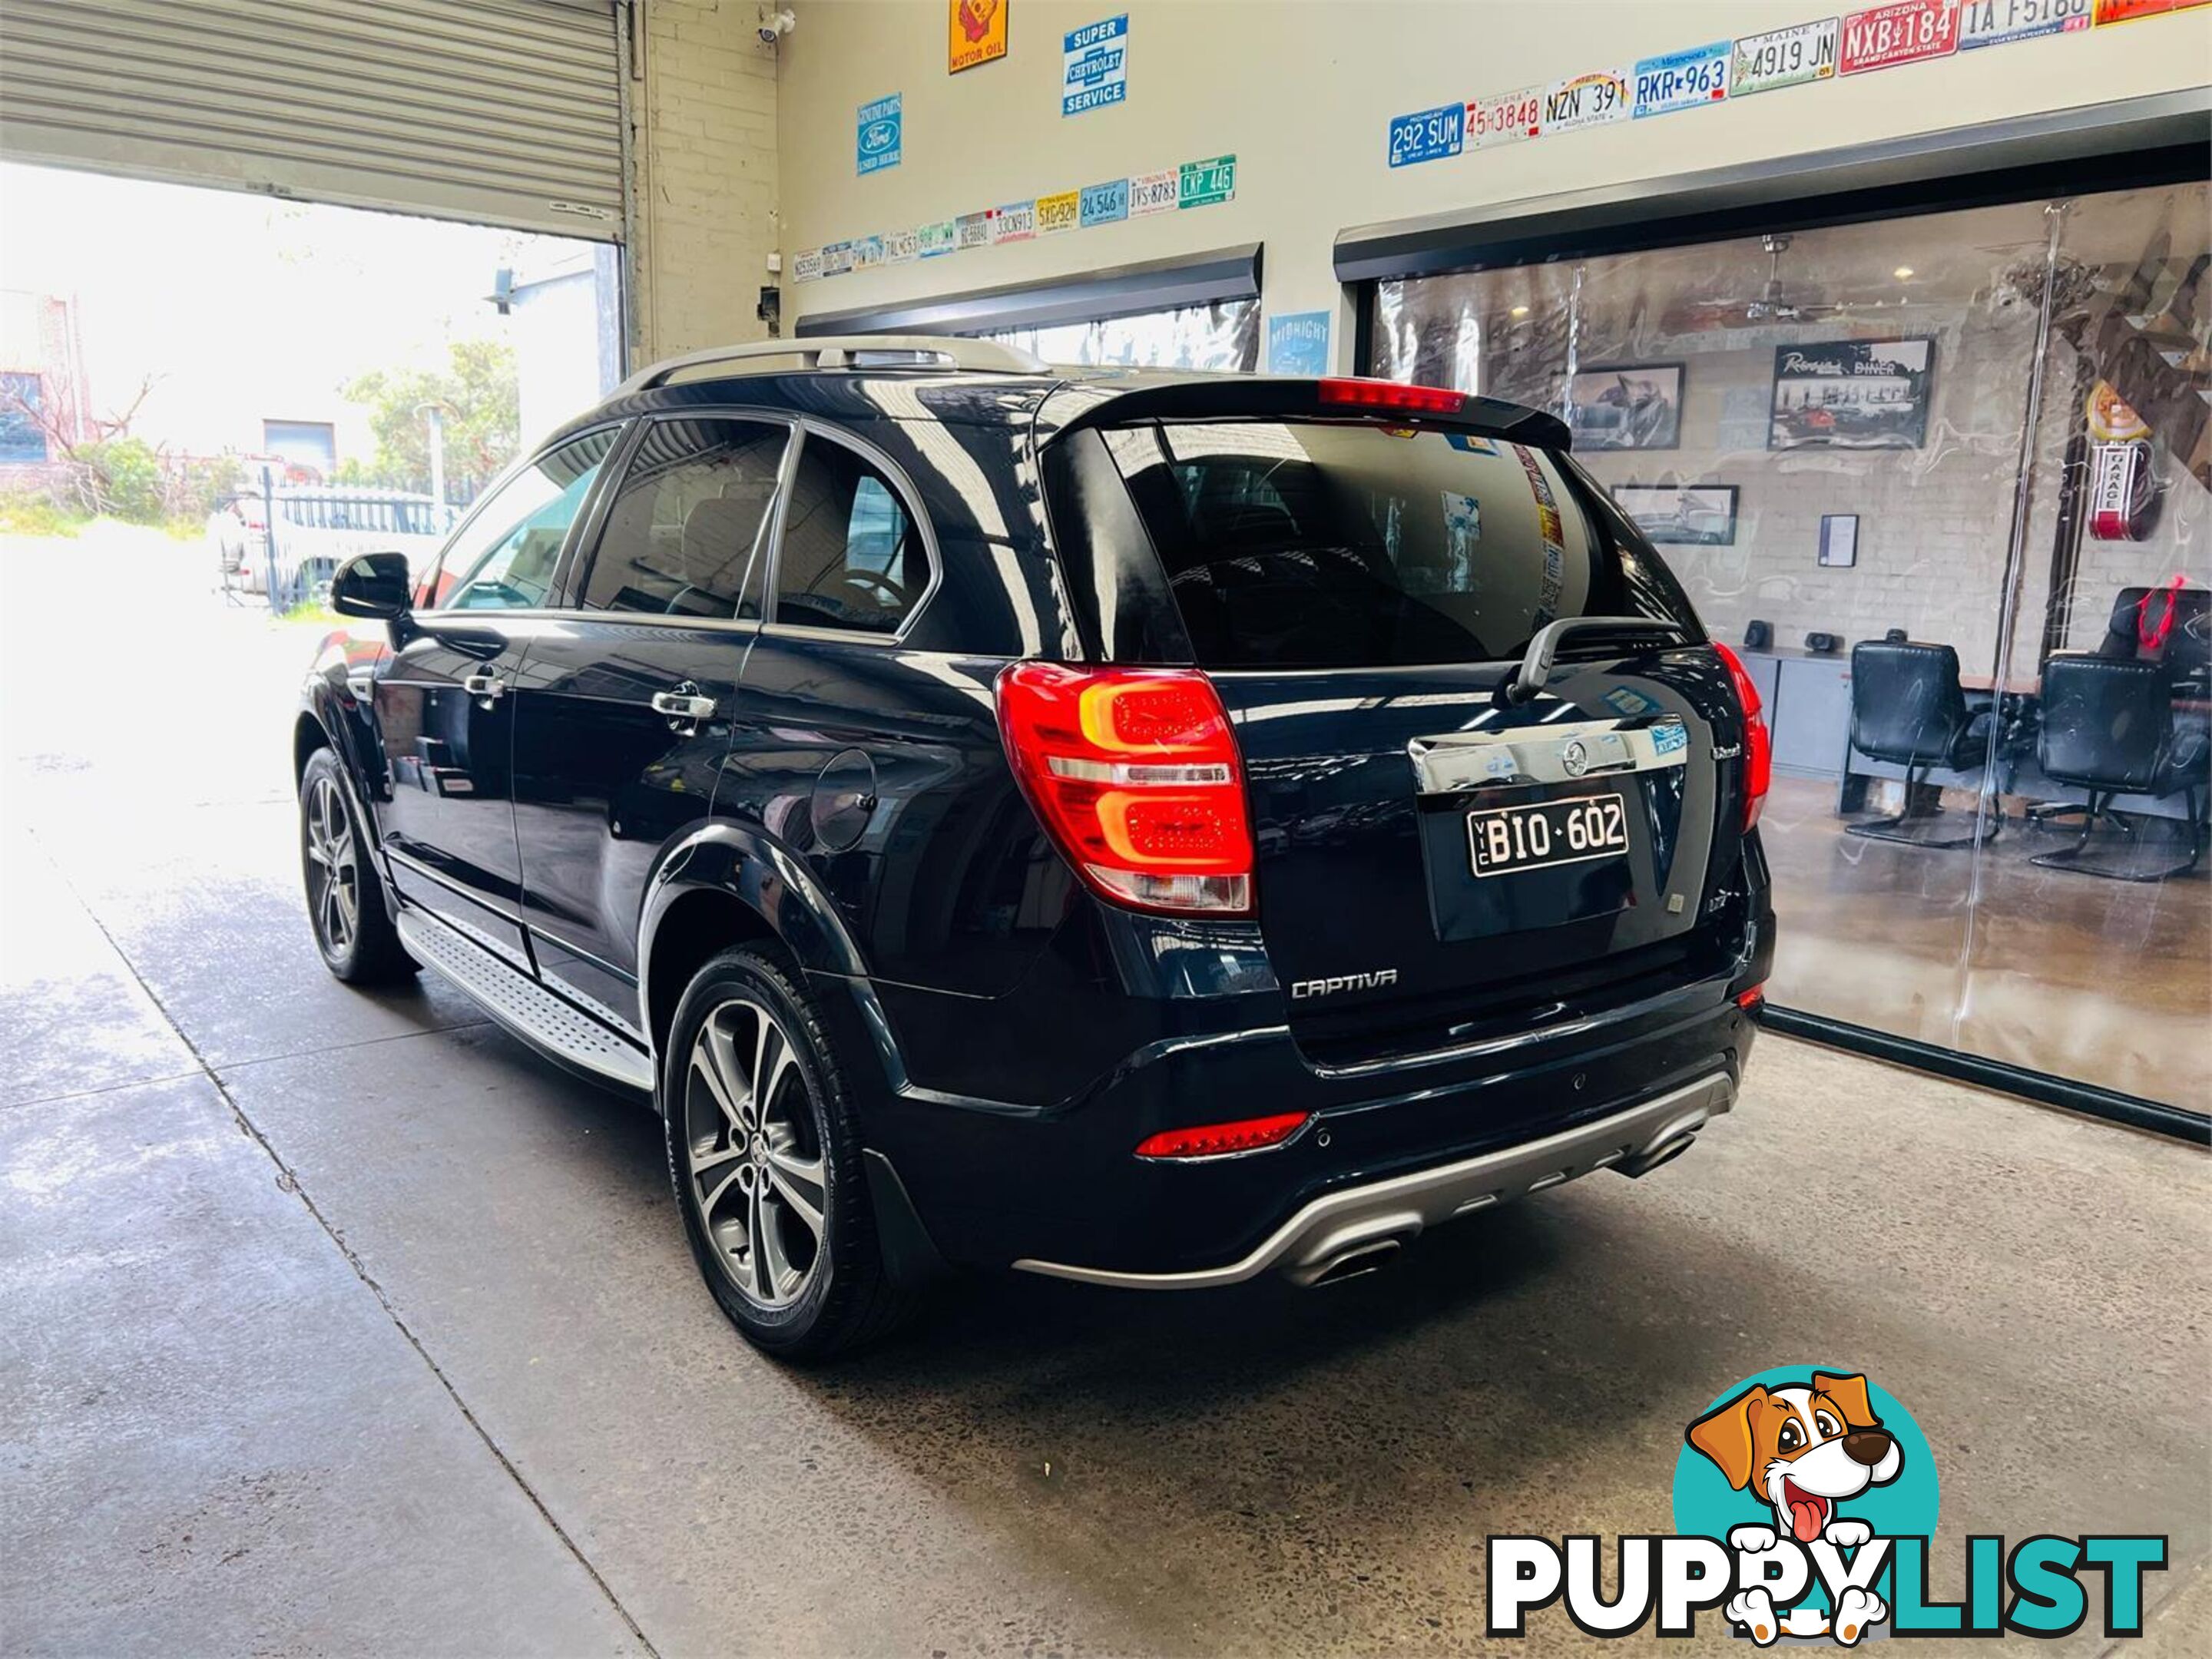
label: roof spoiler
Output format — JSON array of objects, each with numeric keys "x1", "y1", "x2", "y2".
[{"x1": 1047, "y1": 375, "x2": 1571, "y2": 449}]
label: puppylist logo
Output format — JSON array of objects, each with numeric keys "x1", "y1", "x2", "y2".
[{"x1": 1487, "y1": 1365, "x2": 2167, "y2": 1644}]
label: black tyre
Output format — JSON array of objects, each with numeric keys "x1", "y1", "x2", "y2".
[
  {"x1": 664, "y1": 944, "x2": 918, "y2": 1361},
  {"x1": 299, "y1": 747, "x2": 418, "y2": 985}
]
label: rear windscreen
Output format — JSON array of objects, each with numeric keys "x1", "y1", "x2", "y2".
[{"x1": 1100, "y1": 420, "x2": 1694, "y2": 668}]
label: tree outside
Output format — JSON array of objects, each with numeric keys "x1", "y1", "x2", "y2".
[{"x1": 336, "y1": 338, "x2": 520, "y2": 504}]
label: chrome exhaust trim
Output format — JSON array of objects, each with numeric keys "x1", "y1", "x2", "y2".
[{"x1": 1012, "y1": 1071, "x2": 1734, "y2": 1290}]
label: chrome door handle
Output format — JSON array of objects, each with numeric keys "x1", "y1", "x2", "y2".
[
  {"x1": 462, "y1": 670, "x2": 505, "y2": 703},
  {"x1": 651, "y1": 690, "x2": 717, "y2": 721}
]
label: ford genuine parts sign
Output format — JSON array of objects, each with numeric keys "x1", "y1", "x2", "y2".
[{"x1": 856, "y1": 93, "x2": 902, "y2": 175}]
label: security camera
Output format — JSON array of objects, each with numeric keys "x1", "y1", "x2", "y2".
[{"x1": 758, "y1": 8, "x2": 794, "y2": 43}]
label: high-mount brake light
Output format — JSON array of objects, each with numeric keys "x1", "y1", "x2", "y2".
[
  {"x1": 1712, "y1": 643, "x2": 1773, "y2": 831},
  {"x1": 1134, "y1": 1111, "x2": 1313, "y2": 1161},
  {"x1": 1316, "y1": 377, "x2": 1467, "y2": 415},
  {"x1": 995, "y1": 662, "x2": 1255, "y2": 916}
]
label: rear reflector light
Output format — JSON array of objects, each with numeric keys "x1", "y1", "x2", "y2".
[
  {"x1": 1135, "y1": 1111, "x2": 1313, "y2": 1161},
  {"x1": 1736, "y1": 985, "x2": 1766, "y2": 1009},
  {"x1": 1317, "y1": 376, "x2": 1466, "y2": 415},
  {"x1": 996, "y1": 662, "x2": 1255, "y2": 916},
  {"x1": 1711, "y1": 643, "x2": 1773, "y2": 831}
]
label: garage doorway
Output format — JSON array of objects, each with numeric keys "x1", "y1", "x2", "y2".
[{"x1": 1, "y1": 161, "x2": 621, "y2": 611}]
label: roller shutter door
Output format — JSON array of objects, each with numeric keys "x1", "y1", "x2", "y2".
[{"x1": 0, "y1": 0, "x2": 624, "y2": 239}]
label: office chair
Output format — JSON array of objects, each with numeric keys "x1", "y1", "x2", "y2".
[
  {"x1": 1845, "y1": 641, "x2": 1999, "y2": 849},
  {"x1": 2031, "y1": 654, "x2": 2208, "y2": 882}
]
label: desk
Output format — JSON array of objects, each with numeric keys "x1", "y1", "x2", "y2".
[{"x1": 1740, "y1": 649, "x2": 2207, "y2": 823}]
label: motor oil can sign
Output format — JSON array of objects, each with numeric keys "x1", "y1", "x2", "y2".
[
  {"x1": 1731, "y1": 18, "x2": 1840, "y2": 93},
  {"x1": 1959, "y1": 0, "x2": 2090, "y2": 46},
  {"x1": 1541, "y1": 68, "x2": 1628, "y2": 134},
  {"x1": 856, "y1": 94, "x2": 902, "y2": 174},
  {"x1": 1632, "y1": 41, "x2": 1730, "y2": 116},
  {"x1": 1840, "y1": 0, "x2": 1960, "y2": 73},
  {"x1": 1061, "y1": 15, "x2": 1128, "y2": 116}
]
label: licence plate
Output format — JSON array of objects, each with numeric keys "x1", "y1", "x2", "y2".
[{"x1": 1469, "y1": 793, "x2": 1629, "y2": 878}]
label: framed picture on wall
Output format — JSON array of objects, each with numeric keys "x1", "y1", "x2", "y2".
[
  {"x1": 1613, "y1": 482, "x2": 1738, "y2": 545},
  {"x1": 1568, "y1": 363, "x2": 1683, "y2": 450},
  {"x1": 1769, "y1": 337, "x2": 1935, "y2": 450}
]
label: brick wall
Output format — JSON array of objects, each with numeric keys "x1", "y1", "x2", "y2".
[
  {"x1": 632, "y1": 0, "x2": 780, "y2": 361},
  {"x1": 1581, "y1": 311, "x2": 2046, "y2": 675}
]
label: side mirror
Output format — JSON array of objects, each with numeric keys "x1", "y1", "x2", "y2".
[{"x1": 331, "y1": 551, "x2": 414, "y2": 621}]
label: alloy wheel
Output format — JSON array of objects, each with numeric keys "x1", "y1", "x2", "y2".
[
  {"x1": 303, "y1": 776, "x2": 360, "y2": 956},
  {"x1": 683, "y1": 998, "x2": 828, "y2": 1310}
]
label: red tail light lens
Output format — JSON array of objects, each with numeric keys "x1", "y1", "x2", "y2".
[
  {"x1": 1135, "y1": 1111, "x2": 1313, "y2": 1161},
  {"x1": 1712, "y1": 643, "x2": 1773, "y2": 831},
  {"x1": 1736, "y1": 984, "x2": 1766, "y2": 1009},
  {"x1": 1317, "y1": 376, "x2": 1466, "y2": 415},
  {"x1": 995, "y1": 662, "x2": 1254, "y2": 916}
]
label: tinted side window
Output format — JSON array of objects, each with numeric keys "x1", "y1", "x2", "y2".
[
  {"x1": 430, "y1": 430, "x2": 617, "y2": 611},
  {"x1": 579, "y1": 418, "x2": 790, "y2": 618},
  {"x1": 773, "y1": 435, "x2": 922, "y2": 636}
]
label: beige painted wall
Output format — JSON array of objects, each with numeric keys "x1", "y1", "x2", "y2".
[
  {"x1": 633, "y1": 0, "x2": 781, "y2": 359},
  {"x1": 776, "y1": 0, "x2": 2211, "y2": 356}
]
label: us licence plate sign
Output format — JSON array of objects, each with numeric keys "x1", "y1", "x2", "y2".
[{"x1": 1469, "y1": 793, "x2": 1629, "y2": 879}]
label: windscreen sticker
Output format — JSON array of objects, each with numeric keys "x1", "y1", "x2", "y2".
[
  {"x1": 1602, "y1": 686, "x2": 1661, "y2": 717},
  {"x1": 1651, "y1": 720, "x2": 1690, "y2": 754},
  {"x1": 1441, "y1": 491, "x2": 1483, "y2": 593},
  {"x1": 1447, "y1": 433, "x2": 1498, "y2": 455},
  {"x1": 1513, "y1": 445, "x2": 1568, "y2": 628}
]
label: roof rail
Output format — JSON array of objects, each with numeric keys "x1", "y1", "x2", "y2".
[{"x1": 616, "y1": 334, "x2": 1048, "y2": 394}]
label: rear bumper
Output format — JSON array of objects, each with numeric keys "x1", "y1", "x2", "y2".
[
  {"x1": 816, "y1": 958, "x2": 1761, "y2": 1279},
  {"x1": 1014, "y1": 1069, "x2": 1734, "y2": 1288}
]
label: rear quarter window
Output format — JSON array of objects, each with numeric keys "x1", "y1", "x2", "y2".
[{"x1": 1096, "y1": 419, "x2": 1694, "y2": 669}]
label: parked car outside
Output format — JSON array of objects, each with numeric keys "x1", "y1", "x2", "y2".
[
  {"x1": 292, "y1": 339, "x2": 1773, "y2": 1359},
  {"x1": 215, "y1": 486, "x2": 455, "y2": 601}
]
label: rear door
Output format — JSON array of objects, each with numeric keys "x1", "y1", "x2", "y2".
[
  {"x1": 508, "y1": 413, "x2": 793, "y2": 1033},
  {"x1": 1086, "y1": 416, "x2": 1748, "y2": 1058},
  {"x1": 370, "y1": 429, "x2": 617, "y2": 962}
]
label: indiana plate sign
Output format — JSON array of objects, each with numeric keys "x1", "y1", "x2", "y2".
[{"x1": 1468, "y1": 84, "x2": 1541, "y2": 145}]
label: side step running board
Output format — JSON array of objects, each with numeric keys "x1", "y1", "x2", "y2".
[{"x1": 396, "y1": 907, "x2": 654, "y2": 1094}]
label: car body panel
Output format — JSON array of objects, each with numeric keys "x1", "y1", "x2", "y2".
[{"x1": 293, "y1": 360, "x2": 1771, "y2": 1284}]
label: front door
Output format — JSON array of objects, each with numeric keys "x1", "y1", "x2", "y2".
[
  {"x1": 510, "y1": 415, "x2": 793, "y2": 1030},
  {"x1": 371, "y1": 429, "x2": 618, "y2": 961}
]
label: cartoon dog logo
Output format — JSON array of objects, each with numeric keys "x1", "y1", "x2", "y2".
[{"x1": 1687, "y1": 1371, "x2": 1903, "y2": 1644}]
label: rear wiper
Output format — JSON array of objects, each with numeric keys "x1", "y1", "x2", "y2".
[{"x1": 1504, "y1": 615, "x2": 1695, "y2": 705}]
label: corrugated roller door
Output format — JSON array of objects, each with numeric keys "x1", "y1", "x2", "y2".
[{"x1": 0, "y1": 0, "x2": 624, "y2": 239}]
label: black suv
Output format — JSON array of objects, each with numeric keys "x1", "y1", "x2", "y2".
[{"x1": 297, "y1": 337, "x2": 1772, "y2": 1359}]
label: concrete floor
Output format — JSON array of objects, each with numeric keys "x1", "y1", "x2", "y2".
[{"x1": 3, "y1": 530, "x2": 2208, "y2": 1656}]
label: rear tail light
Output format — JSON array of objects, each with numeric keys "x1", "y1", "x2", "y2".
[
  {"x1": 1134, "y1": 1111, "x2": 1313, "y2": 1161},
  {"x1": 1712, "y1": 643, "x2": 1773, "y2": 831},
  {"x1": 1736, "y1": 984, "x2": 1766, "y2": 1009},
  {"x1": 1317, "y1": 376, "x2": 1467, "y2": 415},
  {"x1": 995, "y1": 662, "x2": 1255, "y2": 916}
]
